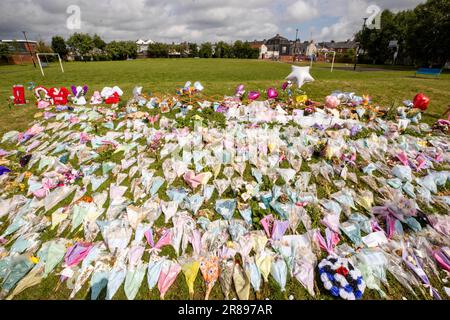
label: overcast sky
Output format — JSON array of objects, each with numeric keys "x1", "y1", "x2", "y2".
[{"x1": 0, "y1": 0, "x2": 424, "y2": 43}]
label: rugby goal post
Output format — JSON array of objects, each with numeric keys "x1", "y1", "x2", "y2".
[
  {"x1": 308, "y1": 51, "x2": 336, "y2": 72},
  {"x1": 325, "y1": 51, "x2": 337, "y2": 72},
  {"x1": 36, "y1": 53, "x2": 64, "y2": 76}
]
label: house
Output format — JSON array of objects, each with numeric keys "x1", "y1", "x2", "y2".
[
  {"x1": 254, "y1": 35, "x2": 313, "y2": 61},
  {"x1": 249, "y1": 40, "x2": 265, "y2": 50},
  {"x1": 260, "y1": 44, "x2": 280, "y2": 60},
  {"x1": 0, "y1": 39, "x2": 37, "y2": 64},
  {"x1": 265, "y1": 34, "x2": 291, "y2": 57},
  {"x1": 136, "y1": 39, "x2": 154, "y2": 54},
  {"x1": 168, "y1": 49, "x2": 181, "y2": 58},
  {"x1": 319, "y1": 40, "x2": 357, "y2": 53}
]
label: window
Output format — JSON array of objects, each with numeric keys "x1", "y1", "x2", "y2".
[{"x1": 282, "y1": 46, "x2": 286, "y2": 53}]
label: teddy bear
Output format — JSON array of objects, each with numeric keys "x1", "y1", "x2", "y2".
[
  {"x1": 71, "y1": 85, "x2": 88, "y2": 105},
  {"x1": 101, "y1": 86, "x2": 123, "y2": 104},
  {"x1": 89, "y1": 91, "x2": 102, "y2": 105}
]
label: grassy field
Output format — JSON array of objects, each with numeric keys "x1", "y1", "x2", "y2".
[
  {"x1": 1, "y1": 58, "x2": 449, "y2": 135},
  {"x1": 0, "y1": 59, "x2": 449, "y2": 300}
]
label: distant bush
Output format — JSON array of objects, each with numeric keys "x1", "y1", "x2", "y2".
[{"x1": 92, "y1": 54, "x2": 111, "y2": 61}]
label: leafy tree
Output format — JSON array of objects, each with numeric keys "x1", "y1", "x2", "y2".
[
  {"x1": 408, "y1": 0, "x2": 449, "y2": 66},
  {"x1": 147, "y1": 43, "x2": 169, "y2": 58},
  {"x1": 67, "y1": 33, "x2": 94, "y2": 57},
  {"x1": 93, "y1": 34, "x2": 106, "y2": 50},
  {"x1": 51, "y1": 36, "x2": 68, "y2": 58},
  {"x1": 36, "y1": 40, "x2": 53, "y2": 53},
  {"x1": 214, "y1": 41, "x2": 233, "y2": 58},
  {"x1": 188, "y1": 43, "x2": 198, "y2": 57},
  {"x1": 232, "y1": 41, "x2": 258, "y2": 59},
  {"x1": 0, "y1": 42, "x2": 10, "y2": 59},
  {"x1": 233, "y1": 40, "x2": 244, "y2": 58},
  {"x1": 355, "y1": 0, "x2": 449, "y2": 66},
  {"x1": 105, "y1": 41, "x2": 137, "y2": 60},
  {"x1": 199, "y1": 42, "x2": 213, "y2": 58}
]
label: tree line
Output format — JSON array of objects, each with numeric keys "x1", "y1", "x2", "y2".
[
  {"x1": 146, "y1": 40, "x2": 258, "y2": 59},
  {"x1": 355, "y1": 0, "x2": 449, "y2": 67},
  {"x1": 0, "y1": 33, "x2": 259, "y2": 62},
  {"x1": 49, "y1": 33, "x2": 137, "y2": 61}
]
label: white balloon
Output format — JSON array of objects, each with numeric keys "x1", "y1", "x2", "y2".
[{"x1": 285, "y1": 66, "x2": 315, "y2": 88}]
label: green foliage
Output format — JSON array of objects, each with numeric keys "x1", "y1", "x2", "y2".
[
  {"x1": 232, "y1": 40, "x2": 259, "y2": 59},
  {"x1": 199, "y1": 42, "x2": 213, "y2": 58},
  {"x1": 67, "y1": 32, "x2": 94, "y2": 56},
  {"x1": 105, "y1": 41, "x2": 137, "y2": 60},
  {"x1": 147, "y1": 42, "x2": 169, "y2": 58},
  {"x1": 36, "y1": 40, "x2": 53, "y2": 54},
  {"x1": 214, "y1": 41, "x2": 233, "y2": 58},
  {"x1": 188, "y1": 43, "x2": 198, "y2": 57},
  {"x1": 0, "y1": 42, "x2": 10, "y2": 58},
  {"x1": 355, "y1": 0, "x2": 450, "y2": 66},
  {"x1": 92, "y1": 34, "x2": 106, "y2": 50},
  {"x1": 51, "y1": 36, "x2": 68, "y2": 58}
]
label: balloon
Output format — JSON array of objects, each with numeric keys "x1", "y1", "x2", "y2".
[
  {"x1": 235, "y1": 84, "x2": 245, "y2": 97},
  {"x1": 413, "y1": 93, "x2": 430, "y2": 111},
  {"x1": 248, "y1": 91, "x2": 260, "y2": 100},
  {"x1": 267, "y1": 88, "x2": 278, "y2": 99},
  {"x1": 325, "y1": 95, "x2": 340, "y2": 109},
  {"x1": 285, "y1": 66, "x2": 314, "y2": 88}
]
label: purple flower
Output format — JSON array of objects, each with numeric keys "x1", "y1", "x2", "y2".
[
  {"x1": 350, "y1": 126, "x2": 360, "y2": 136},
  {"x1": 0, "y1": 166, "x2": 11, "y2": 176}
]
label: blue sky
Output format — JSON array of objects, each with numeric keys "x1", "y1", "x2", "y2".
[{"x1": 0, "y1": 0, "x2": 425, "y2": 43}]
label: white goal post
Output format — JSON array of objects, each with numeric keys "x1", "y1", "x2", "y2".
[
  {"x1": 308, "y1": 51, "x2": 337, "y2": 72},
  {"x1": 36, "y1": 53, "x2": 64, "y2": 76},
  {"x1": 324, "y1": 51, "x2": 337, "y2": 72}
]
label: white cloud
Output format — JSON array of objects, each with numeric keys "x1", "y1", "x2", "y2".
[
  {"x1": 0, "y1": 0, "x2": 425, "y2": 43},
  {"x1": 287, "y1": 1, "x2": 319, "y2": 22}
]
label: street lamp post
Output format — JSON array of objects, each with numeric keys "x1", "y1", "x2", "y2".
[
  {"x1": 22, "y1": 31, "x2": 36, "y2": 68},
  {"x1": 353, "y1": 18, "x2": 367, "y2": 71}
]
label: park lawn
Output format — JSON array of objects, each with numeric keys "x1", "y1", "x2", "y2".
[
  {"x1": 1, "y1": 58, "x2": 449, "y2": 135},
  {"x1": 0, "y1": 59, "x2": 449, "y2": 300}
]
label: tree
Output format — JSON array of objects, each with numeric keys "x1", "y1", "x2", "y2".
[
  {"x1": 147, "y1": 43, "x2": 169, "y2": 58},
  {"x1": 35, "y1": 40, "x2": 56, "y2": 62},
  {"x1": 36, "y1": 40, "x2": 53, "y2": 53},
  {"x1": 51, "y1": 36, "x2": 68, "y2": 58},
  {"x1": 67, "y1": 33, "x2": 94, "y2": 57},
  {"x1": 199, "y1": 42, "x2": 213, "y2": 58},
  {"x1": 0, "y1": 42, "x2": 10, "y2": 59},
  {"x1": 93, "y1": 34, "x2": 106, "y2": 50},
  {"x1": 188, "y1": 43, "x2": 198, "y2": 57},
  {"x1": 355, "y1": 0, "x2": 450, "y2": 66},
  {"x1": 231, "y1": 41, "x2": 259, "y2": 59},
  {"x1": 408, "y1": 0, "x2": 449, "y2": 66},
  {"x1": 233, "y1": 40, "x2": 244, "y2": 58},
  {"x1": 105, "y1": 41, "x2": 137, "y2": 60},
  {"x1": 214, "y1": 41, "x2": 233, "y2": 58}
]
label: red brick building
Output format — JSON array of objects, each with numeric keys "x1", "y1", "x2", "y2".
[{"x1": 1, "y1": 40, "x2": 37, "y2": 64}]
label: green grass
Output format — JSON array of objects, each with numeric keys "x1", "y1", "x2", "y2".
[
  {"x1": 1, "y1": 59, "x2": 449, "y2": 300},
  {"x1": 1, "y1": 59, "x2": 449, "y2": 135}
]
